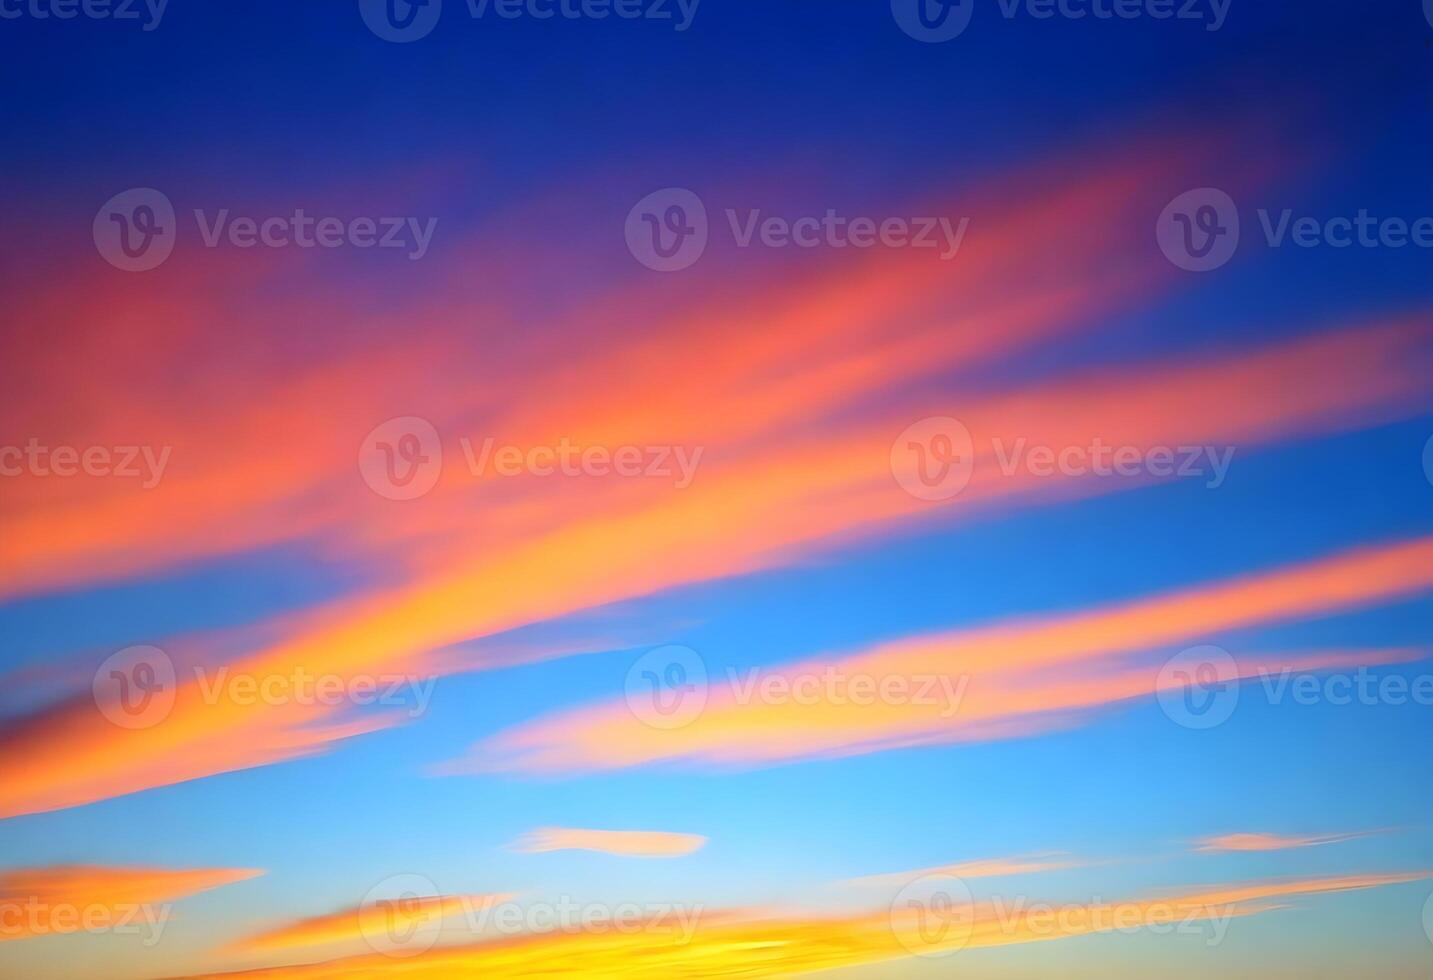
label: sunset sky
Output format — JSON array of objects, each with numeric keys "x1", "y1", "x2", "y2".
[{"x1": 2, "y1": 2, "x2": 1432, "y2": 978}]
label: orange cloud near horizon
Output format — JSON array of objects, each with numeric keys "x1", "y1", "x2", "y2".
[
  {"x1": 512, "y1": 828, "x2": 707, "y2": 858},
  {"x1": 178, "y1": 871, "x2": 1429, "y2": 979},
  {"x1": 0, "y1": 865, "x2": 261, "y2": 943},
  {"x1": 229, "y1": 893, "x2": 508, "y2": 955}
]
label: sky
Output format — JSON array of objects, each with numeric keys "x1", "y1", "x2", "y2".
[{"x1": 1, "y1": 1, "x2": 1433, "y2": 978}]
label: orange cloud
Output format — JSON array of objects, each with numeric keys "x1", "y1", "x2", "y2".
[
  {"x1": 842, "y1": 854, "x2": 1081, "y2": 888},
  {"x1": 0, "y1": 865, "x2": 261, "y2": 943},
  {"x1": 471, "y1": 534, "x2": 1433, "y2": 772},
  {"x1": 512, "y1": 828, "x2": 707, "y2": 859},
  {"x1": 1195, "y1": 831, "x2": 1383, "y2": 853},
  {"x1": 180, "y1": 871, "x2": 1427, "y2": 979},
  {"x1": 230, "y1": 893, "x2": 507, "y2": 954},
  {"x1": 1, "y1": 316, "x2": 1429, "y2": 819}
]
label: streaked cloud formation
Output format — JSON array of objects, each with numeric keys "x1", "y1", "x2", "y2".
[
  {"x1": 230, "y1": 893, "x2": 506, "y2": 954},
  {"x1": 179, "y1": 871, "x2": 1427, "y2": 979},
  {"x1": 473, "y1": 535, "x2": 1433, "y2": 772},
  {"x1": 842, "y1": 854, "x2": 1081, "y2": 888},
  {"x1": 1195, "y1": 831, "x2": 1384, "y2": 853},
  {"x1": 513, "y1": 828, "x2": 707, "y2": 858},
  {"x1": 0, "y1": 865, "x2": 261, "y2": 943}
]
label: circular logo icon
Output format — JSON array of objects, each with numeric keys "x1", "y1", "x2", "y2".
[
  {"x1": 625, "y1": 189, "x2": 708, "y2": 272},
  {"x1": 624, "y1": 645, "x2": 708, "y2": 730},
  {"x1": 1425, "y1": 0, "x2": 1433, "y2": 29},
  {"x1": 1422, "y1": 890, "x2": 1433, "y2": 946},
  {"x1": 1156, "y1": 645, "x2": 1240, "y2": 730},
  {"x1": 359, "y1": 417, "x2": 443, "y2": 500},
  {"x1": 891, "y1": 417, "x2": 975, "y2": 501},
  {"x1": 360, "y1": 874, "x2": 446, "y2": 957},
  {"x1": 359, "y1": 0, "x2": 442, "y2": 41},
  {"x1": 1422, "y1": 435, "x2": 1433, "y2": 489},
  {"x1": 891, "y1": 0, "x2": 973, "y2": 42},
  {"x1": 1157, "y1": 188, "x2": 1240, "y2": 272},
  {"x1": 890, "y1": 873, "x2": 975, "y2": 958},
  {"x1": 93, "y1": 645, "x2": 177, "y2": 730},
  {"x1": 94, "y1": 188, "x2": 176, "y2": 272}
]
